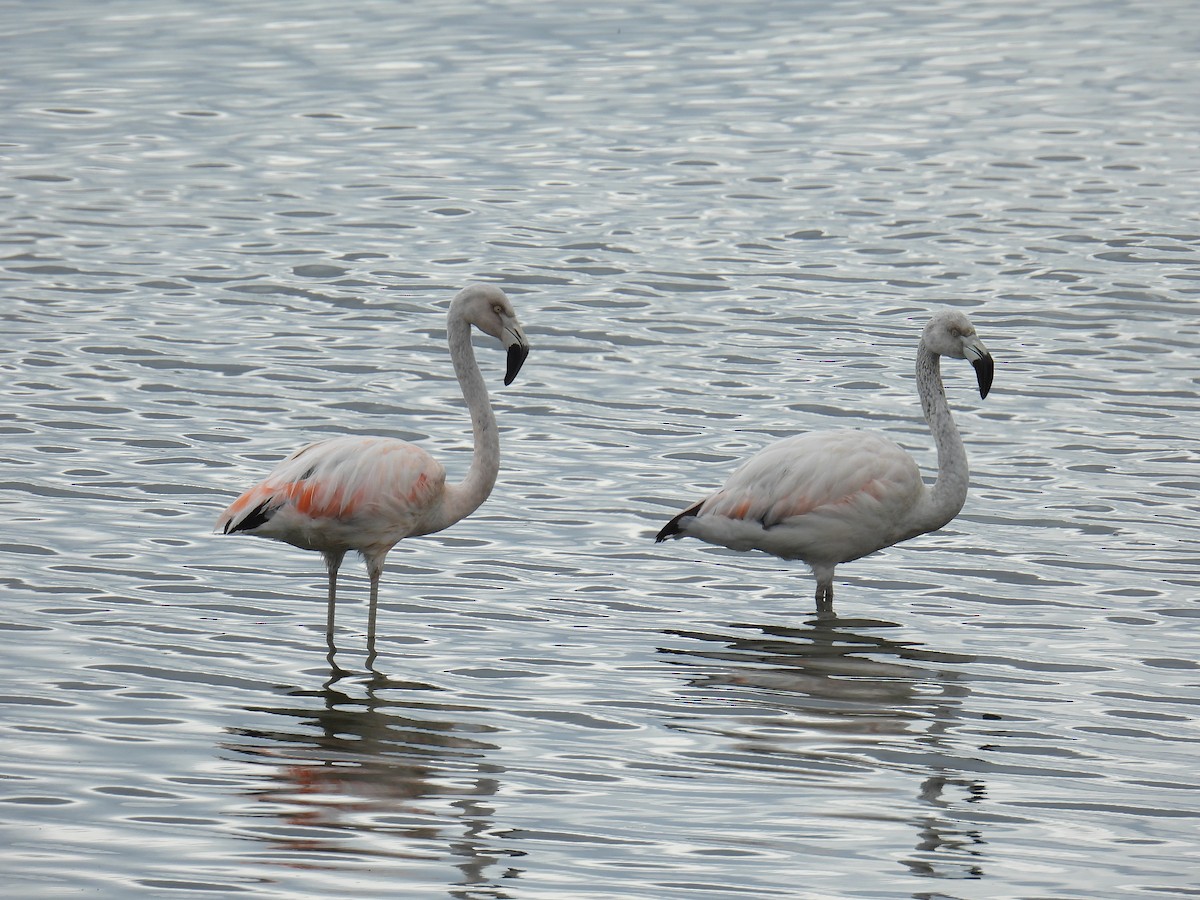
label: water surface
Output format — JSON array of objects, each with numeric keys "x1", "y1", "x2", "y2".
[{"x1": 2, "y1": 1, "x2": 1199, "y2": 897}]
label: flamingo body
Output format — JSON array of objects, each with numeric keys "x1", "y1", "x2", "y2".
[
  {"x1": 216, "y1": 283, "x2": 530, "y2": 650},
  {"x1": 217, "y1": 436, "x2": 448, "y2": 553},
  {"x1": 656, "y1": 310, "x2": 994, "y2": 612},
  {"x1": 678, "y1": 430, "x2": 924, "y2": 564}
]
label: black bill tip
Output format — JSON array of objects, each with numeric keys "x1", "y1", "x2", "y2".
[
  {"x1": 972, "y1": 353, "x2": 994, "y2": 399},
  {"x1": 504, "y1": 343, "x2": 529, "y2": 386}
]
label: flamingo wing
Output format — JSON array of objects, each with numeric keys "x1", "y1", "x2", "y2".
[
  {"x1": 664, "y1": 430, "x2": 925, "y2": 563},
  {"x1": 703, "y1": 431, "x2": 920, "y2": 525},
  {"x1": 215, "y1": 435, "x2": 447, "y2": 552}
]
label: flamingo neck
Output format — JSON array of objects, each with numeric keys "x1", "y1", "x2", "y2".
[
  {"x1": 912, "y1": 343, "x2": 969, "y2": 535},
  {"x1": 434, "y1": 312, "x2": 500, "y2": 531}
]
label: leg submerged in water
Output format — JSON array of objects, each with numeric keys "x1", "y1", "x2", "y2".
[
  {"x1": 363, "y1": 551, "x2": 387, "y2": 672},
  {"x1": 322, "y1": 550, "x2": 346, "y2": 673}
]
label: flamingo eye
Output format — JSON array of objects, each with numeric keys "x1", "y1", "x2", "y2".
[{"x1": 493, "y1": 304, "x2": 504, "y2": 315}]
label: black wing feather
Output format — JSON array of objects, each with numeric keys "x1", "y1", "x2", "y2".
[
  {"x1": 655, "y1": 500, "x2": 704, "y2": 542},
  {"x1": 224, "y1": 498, "x2": 276, "y2": 534}
]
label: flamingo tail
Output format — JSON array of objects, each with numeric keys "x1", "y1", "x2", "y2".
[{"x1": 655, "y1": 500, "x2": 704, "y2": 542}]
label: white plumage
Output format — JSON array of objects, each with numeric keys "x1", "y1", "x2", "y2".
[
  {"x1": 220, "y1": 436, "x2": 449, "y2": 554},
  {"x1": 656, "y1": 310, "x2": 994, "y2": 613},
  {"x1": 215, "y1": 284, "x2": 530, "y2": 645}
]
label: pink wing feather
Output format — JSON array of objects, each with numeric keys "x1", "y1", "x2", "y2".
[
  {"x1": 216, "y1": 436, "x2": 447, "y2": 552},
  {"x1": 700, "y1": 430, "x2": 921, "y2": 526}
]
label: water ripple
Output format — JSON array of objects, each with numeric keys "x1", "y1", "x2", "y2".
[{"x1": 2, "y1": 0, "x2": 1199, "y2": 897}]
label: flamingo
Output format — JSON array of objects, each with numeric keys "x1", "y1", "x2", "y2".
[
  {"x1": 215, "y1": 283, "x2": 530, "y2": 649},
  {"x1": 655, "y1": 309, "x2": 994, "y2": 614}
]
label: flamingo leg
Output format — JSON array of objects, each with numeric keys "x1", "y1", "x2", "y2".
[
  {"x1": 322, "y1": 551, "x2": 345, "y2": 664},
  {"x1": 363, "y1": 551, "x2": 387, "y2": 672},
  {"x1": 813, "y1": 565, "x2": 835, "y2": 617},
  {"x1": 815, "y1": 585, "x2": 834, "y2": 617}
]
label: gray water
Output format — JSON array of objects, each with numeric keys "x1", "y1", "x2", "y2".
[{"x1": 3, "y1": 1, "x2": 1199, "y2": 897}]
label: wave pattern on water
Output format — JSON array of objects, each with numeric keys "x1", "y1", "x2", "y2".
[{"x1": 2, "y1": 0, "x2": 1199, "y2": 898}]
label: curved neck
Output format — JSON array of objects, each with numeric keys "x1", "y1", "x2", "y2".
[
  {"x1": 912, "y1": 344, "x2": 969, "y2": 534},
  {"x1": 434, "y1": 313, "x2": 500, "y2": 530}
]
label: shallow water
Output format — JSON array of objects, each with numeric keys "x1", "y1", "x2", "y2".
[{"x1": 3, "y1": 1, "x2": 1199, "y2": 898}]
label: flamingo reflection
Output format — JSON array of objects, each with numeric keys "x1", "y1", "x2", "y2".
[
  {"x1": 659, "y1": 617, "x2": 986, "y2": 881},
  {"x1": 222, "y1": 673, "x2": 522, "y2": 894}
]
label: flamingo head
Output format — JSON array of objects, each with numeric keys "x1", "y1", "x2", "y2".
[
  {"x1": 924, "y1": 310, "x2": 994, "y2": 399},
  {"x1": 454, "y1": 284, "x2": 531, "y2": 385}
]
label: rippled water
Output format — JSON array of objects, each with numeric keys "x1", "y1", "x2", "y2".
[{"x1": 3, "y1": 0, "x2": 1199, "y2": 897}]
